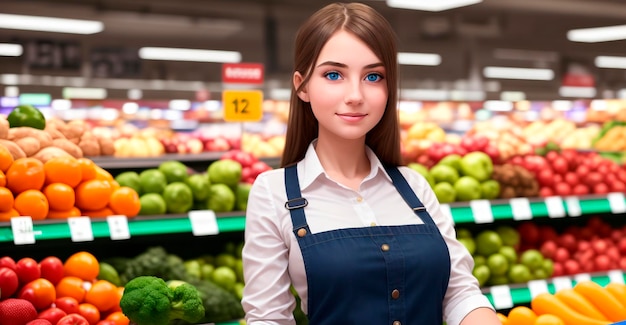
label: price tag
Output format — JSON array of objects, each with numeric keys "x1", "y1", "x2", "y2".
[
  {"x1": 11, "y1": 216, "x2": 35, "y2": 245},
  {"x1": 608, "y1": 192, "x2": 626, "y2": 214},
  {"x1": 608, "y1": 270, "x2": 625, "y2": 284},
  {"x1": 545, "y1": 196, "x2": 566, "y2": 218},
  {"x1": 107, "y1": 215, "x2": 130, "y2": 240},
  {"x1": 565, "y1": 196, "x2": 582, "y2": 217},
  {"x1": 470, "y1": 200, "x2": 493, "y2": 223},
  {"x1": 189, "y1": 210, "x2": 219, "y2": 236},
  {"x1": 440, "y1": 204, "x2": 453, "y2": 224},
  {"x1": 68, "y1": 217, "x2": 94, "y2": 242},
  {"x1": 574, "y1": 273, "x2": 591, "y2": 283},
  {"x1": 490, "y1": 285, "x2": 513, "y2": 310},
  {"x1": 222, "y1": 90, "x2": 263, "y2": 122},
  {"x1": 552, "y1": 276, "x2": 573, "y2": 292},
  {"x1": 510, "y1": 197, "x2": 532, "y2": 220},
  {"x1": 528, "y1": 279, "x2": 549, "y2": 298}
]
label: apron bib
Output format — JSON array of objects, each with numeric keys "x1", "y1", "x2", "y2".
[{"x1": 285, "y1": 165, "x2": 451, "y2": 325}]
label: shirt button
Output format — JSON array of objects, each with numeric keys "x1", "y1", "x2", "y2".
[
  {"x1": 393, "y1": 321, "x2": 401, "y2": 325},
  {"x1": 381, "y1": 244, "x2": 390, "y2": 251},
  {"x1": 370, "y1": 222, "x2": 377, "y2": 226},
  {"x1": 391, "y1": 289, "x2": 400, "y2": 299},
  {"x1": 356, "y1": 196, "x2": 363, "y2": 202},
  {"x1": 297, "y1": 228, "x2": 307, "y2": 237}
]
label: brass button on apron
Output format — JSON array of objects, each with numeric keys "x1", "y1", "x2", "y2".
[
  {"x1": 391, "y1": 289, "x2": 400, "y2": 299},
  {"x1": 297, "y1": 228, "x2": 307, "y2": 237},
  {"x1": 356, "y1": 196, "x2": 363, "y2": 202},
  {"x1": 393, "y1": 321, "x2": 401, "y2": 325},
  {"x1": 381, "y1": 244, "x2": 390, "y2": 251},
  {"x1": 370, "y1": 222, "x2": 377, "y2": 226}
]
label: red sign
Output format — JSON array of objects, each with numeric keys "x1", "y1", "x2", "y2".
[
  {"x1": 222, "y1": 63, "x2": 264, "y2": 84},
  {"x1": 562, "y1": 73, "x2": 595, "y2": 88}
]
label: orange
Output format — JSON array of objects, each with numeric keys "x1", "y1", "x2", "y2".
[
  {"x1": 56, "y1": 276, "x2": 87, "y2": 302},
  {"x1": 0, "y1": 144, "x2": 13, "y2": 172},
  {"x1": 43, "y1": 183, "x2": 75, "y2": 211},
  {"x1": 85, "y1": 280, "x2": 119, "y2": 312},
  {"x1": 507, "y1": 306, "x2": 538, "y2": 325},
  {"x1": 497, "y1": 312, "x2": 508, "y2": 324},
  {"x1": 0, "y1": 170, "x2": 6, "y2": 187},
  {"x1": 108, "y1": 187, "x2": 141, "y2": 217},
  {"x1": 107, "y1": 287, "x2": 125, "y2": 313},
  {"x1": 94, "y1": 166, "x2": 113, "y2": 181},
  {"x1": 534, "y1": 314, "x2": 565, "y2": 325},
  {"x1": 75, "y1": 180, "x2": 113, "y2": 211},
  {"x1": 0, "y1": 187, "x2": 14, "y2": 212},
  {"x1": 78, "y1": 302, "x2": 101, "y2": 325},
  {"x1": 0, "y1": 208, "x2": 19, "y2": 221},
  {"x1": 44, "y1": 156, "x2": 82, "y2": 188},
  {"x1": 6, "y1": 157, "x2": 45, "y2": 194},
  {"x1": 14, "y1": 189, "x2": 49, "y2": 220},
  {"x1": 47, "y1": 207, "x2": 82, "y2": 219},
  {"x1": 64, "y1": 251, "x2": 100, "y2": 281},
  {"x1": 105, "y1": 311, "x2": 130, "y2": 325},
  {"x1": 77, "y1": 158, "x2": 97, "y2": 182},
  {"x1": 83, "y1": 207, "x2": 114, "y2": 218}
]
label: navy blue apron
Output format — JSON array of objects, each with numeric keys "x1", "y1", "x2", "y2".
[{"x1": 285, "y1": 165, "x2": 451, "y2": 325}]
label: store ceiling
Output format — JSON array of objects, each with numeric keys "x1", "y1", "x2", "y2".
[{"x1": 1, "y1": 0, "x2": 626, "y2": 100}]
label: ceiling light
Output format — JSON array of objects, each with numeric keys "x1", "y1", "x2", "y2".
[
  {"x1": 595, "y1": 56, "x2": 626, "y2": 69},
  {"x1": 567, "y1": 24, "x2": 626, "y2": 43},
  {"x1": 483, "y1": 66, "x2": 554, "y2": 81},
  {"x1": 0, "y1": 14, "x2": 103, "y2": 34},
  {"x1": 387, "y1": 0, "x2": 482, "y2": 12},
  {"x1": 139, "y1": 47, "x2": 241, "y2": 63},
  {"x1": 63, "y1": 87, "x2": 107, "y2": 99},
  {"x1": 559, "y1": 86, "x2": 596, "y2": 98},
  {"x1": 397, "y1": 52, "x2": 442, "y2": 66},
  {"x1": 0, "y1": 43, "x2": 23, "y2": 56},
  {"x1": 484, "y1": 100, "x2": 513, "y2": 112}
]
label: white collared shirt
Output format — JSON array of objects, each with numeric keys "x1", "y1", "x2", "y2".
[{"x1": 242, "y1": 142, "x2": 494, "y2": 325}]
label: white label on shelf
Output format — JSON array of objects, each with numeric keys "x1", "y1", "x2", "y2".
[
  {"x1": 68, "y1": 217, "x2": 94, "y2": 242},
  {"x1": 510, "y1": 197, "x2": 532, "y2": 220},
  {"x1": 608, "y1": 270, "x2": 625, "y2": 284},
  {"x1": 107, "y1": 215, "x2": 130, "y2": 240},
  {"x1": 574, "y1": 273, "x2": 591, "y2": 283},
  {"x1": 608, "y1": 192, "x2": 626, "y2": 214},
  {"x1": 490, "y1": 285, "x2": 513, "y2": 310},
  {"x1": 528, "y1": 279, "x2": 549, "y2": 298},
  {"x1": 552, "y1": 276, "x2": 573, "y2": 291},
  {"x1": 11, "y1": 216, "x2": 35, "y2": 245},
  {"x1": 470, "y1": 200, "x2": 493, "y2": 224},
  {"x1": 545, "y1": 196, "x2": 566, "y2": 218},
  {"x1": 440, "y1": 204, "x2": 453, "y2": 225},
  {"x1": 565, "y1": 196, "x2": 582, "y2": 217},
  {"x1": 189, "y1": 210, "x2": 219, "y2": 236}
]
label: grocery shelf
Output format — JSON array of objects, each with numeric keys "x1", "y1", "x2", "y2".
[
  {"x1": 482, "y1": 270, "x2": 626, "y2": 310},
  {"x1": 89, "y1": 152, "x2": 281, "y2": 170}
]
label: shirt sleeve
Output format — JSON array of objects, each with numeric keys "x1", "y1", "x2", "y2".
[
  {"x1": 241, "y1": 171, "x2": 297, "y2": 325},
  {"x1": 400, "y1": 167, "x2": 495, "y2": 325}
]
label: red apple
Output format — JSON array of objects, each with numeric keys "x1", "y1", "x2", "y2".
[
  {"x1": 563, "y1": 259, "x2": 580, "y2": 275},
  {"x1": 619, "y1": 256, "x2": 626, "y2": 270},
  {"x1": 39, "y1": 257, "x2": 64, "y2": 286},
  {"x1": 564, "y1": 172, "x2": 579, "y2": 187},
  {"x1": 593, "y1": 183, "x2": 610, "y2": 195},
  {"x1": 591, "y1": 239, "x2": 609, "y2": 255},
  {"x1": 552, "y1": 157, "x2": 569, "y2": 175},
  {"x1": 552, "y1": 262, "x2": 564, "y2": 277},
  {"x1": 0, "y1": 256, "x2": 16, "y2": 271},
  {"x1": 537, "y1": 169, "x2": 555, "y2": 187},
  {"x1": 15, "y1": 257, "x2": 40, "y2": 285},
  {"x1": 559, "y1": 233, "x2": 577, "y2": 253},
  {"x1": 554, "y1": 182, "x2": 571, "y2": 196},
  {"x1": 594, "y1": 255, "x2": 611, "y2": 271},
  {"x1": 540, "y1": 240, "x2": 558, "y2": 259},
  {"x1": 539, "y1": 186, "x2": 554, "y2": 198},
  {"x1": 611, "y1": 181, "x2": 626, "y2": 193},
  {"x1": 553, "y1": 247, "x2": 570, "y2": 263},
  {"x1": 618, "y1": 237, "x2": 626, "y2": 255},
  {"x1": 517, "y1": 222, "x2": 540, "y2": 246},
  {"x1": 572, "y1": 184, "x2": 590, "y2": 196}
]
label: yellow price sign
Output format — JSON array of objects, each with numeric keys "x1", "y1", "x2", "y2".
[{"x1": 222, "y1": 90, "x2": 263, "y2": 122}]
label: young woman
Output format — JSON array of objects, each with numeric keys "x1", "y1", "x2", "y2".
[{"x1": 241, "y1": 3, "x2": 501, "y2": 324}]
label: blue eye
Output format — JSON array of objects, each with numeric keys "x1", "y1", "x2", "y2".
[
  {"x1": 366, "y1": 73, "x2": 382, "y2": 82},
  {"x1": 325, "y1": 72, "x2": 340, "y2": 80}
]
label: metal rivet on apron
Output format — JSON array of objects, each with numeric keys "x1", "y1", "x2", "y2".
[
  {"x1": 297, "y1": 228, "x2": 307, "y2": 237},
  {"x1": 370, "y1": 222, "x2": 377, "y2": 226},
  {"x1": 393, "y1": 321, "x2": 401, "y2": 325},
  {"x1": 381, "y1": 244, "x2": 390, "y2": 251},
  {"x1": 356, "y1": 196, "x2": 363, "y2": 202},
  {"x1": 391, "y1": 289, "x2": 400, "y2": 299}
]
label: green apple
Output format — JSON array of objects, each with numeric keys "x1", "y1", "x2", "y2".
[
  {"x1": 456, "y1": 228, "x2": 473, "y2": 239},
  {"x1": 473, "y1": 255, "x2": 486, "y2": 267},
  {"x1": 460, "y1": 151, "x2": 494, "y2": 182},
  {"x1": 480, "y1": 179, "x2": 501, "y2": 200},
  {"x1": 407, "y1": 162, "x2": 436, "y2": 187},
  {"x1": 454, "y1": 176, "x2": 482, "y2": 201},
  {"x1": 489, "y1": 274, "x2": 510, "y2": 286},
  {"x1": 487, "y1": 253, "x2": 509, "y2": 276},
  {"x1": 507, "y1": 264, "x2": 532, "y2": 283},
  {"x1": 498, "y1": 246, "x2": 518, "y2": 265},
  {"x1": 520, "y1": 249, "x2": 544, "y2": 271},
  {"x1": 496, "y1": 226, "x2": 520, "y2": 247},
  {"x1": 458, "y1": 237, "x2": 476, "y2": 255},
  {"x1": 430, "y1": 164, "x2": 460, "y2": 184},
  {"x1": 472, "y1": 265, "x2": 490, "y2": 287},
  {"x1": 438, "y1": 154, "x2": 463, "y2": 172},
  {"x1": 433, "y1": 182, "x2": 456, "y2": 203},
  {"x1": 475, "y1": 230, "x2": 503, "y2": 256}
]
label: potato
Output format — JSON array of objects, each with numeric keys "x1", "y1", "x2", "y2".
[
  {"x1": 14, "y1": 136, "x2": 41, "y2": 157},
  {"x1": 7, "y1": 127, "x2": 53, "y2": 148},
  {"x1": 32, "y1": 146, "x2": 73, "y2": 163},
  {"x1": 98, "y1": 136, "x2": 115, "y2": 156},
  {"x1": 52, "y1": 138, "x2": 83, "y2": 158},
  {"x1": 0, "y1": 118, "x2": 8, "y2": 139},
  {"x1": 79, "y1": 138, "x2": 101, "y2": 157},
  {"x1": 64, "y1": 120, "x2": 87, "y2": 140},
  {"x1": 0, "y1": 139, "x2": 27, "y2": 160}
]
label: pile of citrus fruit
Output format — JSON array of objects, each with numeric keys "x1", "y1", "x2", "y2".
[{"x1": 0, "y1": 144, "x2": 141, "y2": 221}]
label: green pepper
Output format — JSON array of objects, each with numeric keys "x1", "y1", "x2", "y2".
[{"x1": 7, "y1": 104, "x2": 46, "y2": 130}]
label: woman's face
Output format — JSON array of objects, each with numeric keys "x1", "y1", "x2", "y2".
[{"x1": 294, "y1": 30, "x2": 388, "y2": 142}]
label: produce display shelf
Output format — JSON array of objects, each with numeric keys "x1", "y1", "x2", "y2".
[
  {"x1": 90, "y1": 153, "x2": 281, "y2": 169},
  {"x1": 482, "y1": 271, "x2": 626, "y2": 310},
  {"x1": 0, "y1": 213, "x2": 246, "y2": 244}
]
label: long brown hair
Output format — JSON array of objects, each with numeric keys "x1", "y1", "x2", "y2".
[{"x1": 281, "y1": 2, "x2": 402, "y2": 167}]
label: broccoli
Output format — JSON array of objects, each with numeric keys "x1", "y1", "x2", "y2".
[{"x1": 120, "y1": 276, "x2": 205, "y2": 325}]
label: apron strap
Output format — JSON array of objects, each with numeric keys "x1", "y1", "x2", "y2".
[
  {"x1": 284, "y1": 165, "x2": 311, "y2": 237},
  {"x1": 384, "y1": 165, "x2": 436, "y2": 227}
]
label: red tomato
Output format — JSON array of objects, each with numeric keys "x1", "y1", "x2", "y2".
[
  {"x1": 0, "y1": 256, "x2": 16, "y2": 271},
  {"x1": 18, "y1": 278, "x2": 56, "y2": 310},
  {"x1": 39, "y1": 256, "x2": 65, "y2": 285},
  {"x1": 54, "y1": 296, "x2": 80, "y2": 315},
  {"x1": 16, "y1": 257, "x2": 41, "y2": 285},
  {"x1": 78, "y1": 303, "x2": 100, "y2": 325},
  {"x1": 0, "y1": 266, "x2": 19, "y2": 299},
  {"x1": 57, "y1": 313, "x2": 90, "y2": 325},
  {"x1": 38, "y1": 307, "x2": 67, "y2": 324}
]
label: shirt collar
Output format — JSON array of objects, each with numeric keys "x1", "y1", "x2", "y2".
[{"x1": 297, "y1": 139, "x2": 392, "y2": 191}]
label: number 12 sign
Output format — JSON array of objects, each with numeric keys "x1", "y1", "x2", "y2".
[{"x1": 222, "y1": 90, "x2": 263, "y2": 122}]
